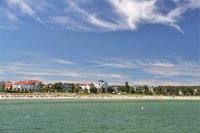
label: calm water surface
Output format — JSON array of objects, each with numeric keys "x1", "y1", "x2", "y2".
[{"x1": 0, "y1": 100, "x2": 200, "y2": 133}]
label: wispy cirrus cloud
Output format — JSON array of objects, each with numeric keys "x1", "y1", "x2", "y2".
[
  {"x1": 87, "y1": 57, "x2": 200, "y2": 85},
  {"x1": 52, "y1": 59, "x2": 74, "y2": 65},
  {"x1": 15, "y1": 70, "x2": 81, "y2": 77},
  {"x1": 0, "y1": 55, "x2": 199, "y2": 85},
  {"x1": 47, "y1": 0, "x2": 200, "y2": 32},
  {"x1": 135, "y1": 59, "x2": 200, "y2": 78},
  {"x1": 87, "y1": 60, "x2": 136, "y2": 69},
  {"x1": 0, "y1": 6, "x2": 19, "y2": 29},
  {"x1": 130, "y1": 78, "x2": 200, "y2": 86},
  {"x1": 0, "y1": 56, "x2": 128, "y2": 83},
  {"x1": 1, "y1": 0, "x2": 199, "y2": 32},
  {"x1": 6, "y1": 0, "x2": 44, "y2": 24},
  {"x1": 89, "y1": 58, "x2": 200, "y2": 78}
]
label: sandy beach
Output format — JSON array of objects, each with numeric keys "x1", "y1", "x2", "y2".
[{"x1": 0, "y1": 94, "x2": 200, "y2": 100}]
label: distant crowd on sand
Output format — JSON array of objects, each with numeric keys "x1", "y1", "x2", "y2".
[{"x1": 1, "y1": 94, "x2": 200, "y2": 100}]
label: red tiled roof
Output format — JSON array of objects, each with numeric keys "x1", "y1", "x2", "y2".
[
  {"x1": 80, "y1": 83, "x2": 94, "y2": 86},
  {"x1": 13, "y1": 80, "x2": 42, "y2": 85},
  {"x1": 13, "y1": 81, "x2": 29, "y2": 85},
  {"x1": 28, "y1": 80, "x2": 41, "y2": 84},
  {"x1": 5, "y1": 83, "x2": 12, "y2": 88}
]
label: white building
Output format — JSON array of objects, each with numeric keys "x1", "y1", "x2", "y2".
[
  {"x1": 79, "y1": 83, "x2": 95, "y2": 90},
  {"x1": 12, "y1": 80, "x2": 42, "y2": 91},
  {"x1": 94, "y1": 80, "x2": 109, "y2": 92}
]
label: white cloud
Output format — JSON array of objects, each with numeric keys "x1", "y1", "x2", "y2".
[
  {"x1": 1, "y1": 0, "x2": 199, "y2": 32},
  {"x1": 60, "y1": 0, "x2": 199, "y2": 32},
  {"x1": 188, "y1": 0, "x2": 200, "y2": 9},
  {"x1": 67, "y1": 1, "x2": 119, "y2": 31},
  {"x1": 0, "y1": 25, "x2": 17, "y2": 30},
  {"x1": 7, "y1": 0, "x2": 34, "y2": 16},
  {"x1": 0, "y1": 56, "x2": 199, "y2": 85},
  {"x1": 15, "y1": 70, "x2": 81, "y2": 77},
  {"x1": 131, "y1": 78, "x2": 200, "y2": 86},
  {"x1": 6, "y1": 11, "x2": 17, "y2": 21},
  {"x1": 89, "y1": 58, "x2": 200, "y2": 78},
  {"x1": 84, "y1": 72, "x2": 129, "y2": 79},
  {"x1": 147, "y1": 61, "x2": 175, "y2": 67},
  {"x1": 3, "y1": 55, "x2": 197, "y2": 85},
  {"x1": 0, "y1": 7, "x2": 18, "y2": 30},
  {"x1": 53, "y1": 59, "x2": 74, "y2": 65},
  {"x1": 0, "y1": 59, "x2": 128, "y2": 83},
  {"x1": 48, "y1": 16, "x2": 95, "y2": 31},
  {"x1": 48, "y1": 16, "x2": 69, "y2": 26},
  {"x1": 89, "y1": 61, "x2": 135, "y2": 69},
  {"x1": 88, "y1": 57, "x2": 138, "y2": 69},
  {"x1": 109, "y1": 0, "x2": 187, "y2": 32},
  {"x1": 142, "y1": 60, "x2": 200, "y2": 78},
  {"x1": 109, "y1": 0, "x2": 157, "y2": 30},
  {"x1": 6, "y1": 0, "x2": 45, "y2": 25},
  {"x1": 110, "y1": 74, "x2": 126, "y2": 79}
]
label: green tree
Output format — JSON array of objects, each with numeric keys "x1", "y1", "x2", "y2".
[
  {"x1": 74, "y1": 86, "x2": 79, "y2": 93},
  {"x1": 125, "y1": 81, "x2": 130, "y2": 93},
  {"x1": 102, "y1": 88, "x2": 106, "y2": 93},
  {"x1": 187, "y1": 87, "x2": 194, "y2": 95},
  {"x1": 107, "y1": 86, "x2": 114, "y2": 93},
  {"x1": 117, "y1": 86, "x2": 125, "y2": 92},
  {"x1": 84, "y1": 88, "x2": 88, "y2": 93},
  {"x1": 196, "y1": 88, "x2": 200, "y2": 95},
  {"x1": 71, "y1": 83, "x2": 75, "y2": 92},
  {"x1": 71, "y1": 84, "x2": 79, "y2": 93},
  {"x1": 90, "y1": 87, "x2": 98, "y2": 93},
  {"x1": 37, "y1": 83, "x2": 45, "y2": 92},
  {"x1": 0, "y1": 83, "x2": 5, "y2": 92},
  {"x1": 182, "y1": 87, "x2": 188, "y2": 95},
  {"x1": 135, "y1": 86, "x2": 142, "y2": 94},
  {"x1": 154, "y1": 86, "x2": 166, "y2": 95},
  {"x1": 10, "y1": 85, "x2": 13, "y2": 91},
  {"x1": 37, "y1": 83, "x2": 45, "y2": 89},
  {"x1": 3, "y1": 84, "x2": 5, "y2": 91},
  {"x1": 52, "y1": 82, "x2": 63, "y2": 92},
  {"x1": 130, "y1": 86, "x2": 135, "y2": 94},
  {"x1": 141, "y1": 85, "x2": 149, "y2": 94}
]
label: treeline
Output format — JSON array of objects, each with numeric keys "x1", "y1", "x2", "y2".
[
  {"x1": 107, "y1": 83, "x2": 200, "y2": 96},
  {"x1": 1, "y1": 81, "x2": 200, "y2": 96},
  {"x1": 37, "y1": 82, "x2": 79, "y2": 93},
  {"x1": 153, "y1": 86, "x2": 200, "y2": 96},
  {"x1": 107, "y1": 82, "x2": 152, "y2": 94},
  {"x1": 47, "y1": 82, "x2": 103, "y2": 93}
]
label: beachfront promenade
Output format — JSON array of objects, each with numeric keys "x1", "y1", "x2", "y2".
[{"x1": 1, "y1": 94, "x2": 200, "y2": 100}]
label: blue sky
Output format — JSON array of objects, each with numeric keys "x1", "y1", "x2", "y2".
[{"x1": 0, "y1": 0, "x2": 200, "y2": 85}]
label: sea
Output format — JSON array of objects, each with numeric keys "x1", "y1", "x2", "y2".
[{"x1": 0, "y1": 100, "x2": 200, "y2": 133}]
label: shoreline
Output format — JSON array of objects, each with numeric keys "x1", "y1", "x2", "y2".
[{"x1": 0, "y1": 94, "x2": 200, "y2": 100}]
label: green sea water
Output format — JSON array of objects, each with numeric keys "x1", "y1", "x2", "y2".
[{"x1": 0, "y1": 100, "x2": 200, "y2": 133}]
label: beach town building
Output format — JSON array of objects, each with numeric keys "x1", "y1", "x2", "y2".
[
  {"x1": 178, "y1": 90, "x2": 183, "y2": 95},
  {"x1": 62, "y1": 84, "x2": 72, "y2": 91},
  {"x1": 94, "y1": 80, "x2": 109, "y2": 92},
  {"x1": 132, "y1": 85, "x2": 155, "y2": 94},
  {"x1": 79, "y1": 81, "x2": 109, "y2": 93},
  {"x1": 110, "y1": 85, "x2": 120, "y2": 93},
  {"x1": 79, "y1": 83, "x2": 95, "y2": 90},
  {"x1": 12, "y1": 80, "x2": 42, "y2": 92},
  {"x1": 0, "y1": 81, "x2": 5, "y2": 89},
  {"x1": 45, "y1": 84, "x2": 52, "y2": 89},
  {"x1": 148, "y1": 86, "x2": 154, "y2": 93},
  {"x1": 5, "y1": 81, "x2": 12, "y2": 90}
]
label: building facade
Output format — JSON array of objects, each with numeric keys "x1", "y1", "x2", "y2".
[
  {"x1": 79, "y1": 83, "x2": 95, "y2": 90},
  {"x1": 0, "y1": 81, "x2": 5, "y2": 89},
  {"x1": 12, "y1": 80, "x2": 42, "y2": 91}
]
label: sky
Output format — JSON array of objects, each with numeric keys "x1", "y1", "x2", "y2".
[{"x1": 0, "y1": 0, "x2": 200, "y2": 85}]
